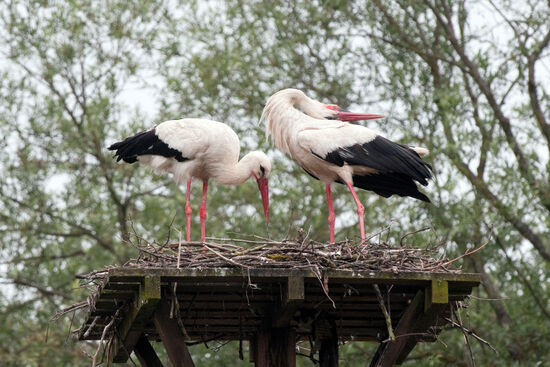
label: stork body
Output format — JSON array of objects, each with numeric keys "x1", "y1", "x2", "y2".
[
  {"x1": 262, "y1": 89, "x2": 431, "y2": 242},
  {"x1": 109, "y1": 118, "x2": 271, "y2": 242}
]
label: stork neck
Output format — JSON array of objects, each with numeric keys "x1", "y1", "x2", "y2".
[{"x1": 215, "y1": 154, "x2": 255, "y2": 185}]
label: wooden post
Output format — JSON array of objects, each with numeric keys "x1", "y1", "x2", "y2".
[
  {"x1": 153, "y1": 297, "x2": 195, "y2": 367},
  {"x1": 253, "y1": 326, "x2": 296, "y2": 366},
  {"x1": 273, "y1": 276, "x2": 304, "y2": 328},
  {"x1": 318, "y1": 320, "x2": 338, "y2": 367},
  {"x1": 134, "y1": 334, "x2": 164, "y2": 367},
  {"x1": 254, "y1": 328, "x2": 270, "y2": 367},
  {"x1": 271, "y1": 328, "x2": 296, "y2": 367}
]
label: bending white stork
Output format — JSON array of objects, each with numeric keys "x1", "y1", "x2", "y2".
[
  {"x1": 261, "y1": 89, "x2": 431, "y2": 243},
  {"x1": 108, "y1": 118, "x2": 271, "y2": 242}
]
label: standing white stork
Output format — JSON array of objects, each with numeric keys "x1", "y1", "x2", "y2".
[
  {"x1": 261, "y1": 89, "x2": 431, "y2": 243},
  {"x1": 108, "y1": 118, "x2": 271, "y2": 242}
]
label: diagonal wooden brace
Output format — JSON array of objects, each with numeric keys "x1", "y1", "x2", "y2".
[{"x1": 112, "y1": 275, "x2": 161, "y2": 363}]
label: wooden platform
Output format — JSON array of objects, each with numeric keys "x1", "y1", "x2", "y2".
[{"x1": 78, "y1": 267, "x2": 480, "y2": 366}]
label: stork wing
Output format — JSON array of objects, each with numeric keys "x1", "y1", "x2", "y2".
[
  {"x1": 109, "y1": 119, "x2": 220, "y2": 164},
  {"x1": 154, "y1": 119, "x2": 215, "y2": 159},
  {"x1": 297, "y1": 126, "x2": 432, "y2": 185}
]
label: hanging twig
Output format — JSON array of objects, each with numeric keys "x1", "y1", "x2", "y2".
[{"x1": 373, "y1": 284, "x2": 395, "y2": 341}]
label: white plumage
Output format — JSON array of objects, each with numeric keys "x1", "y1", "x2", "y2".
[
  {"x1": 109, "y1": 118, "x2": 271, "y2": 242},
  {"x1": 262, "y1": 89, "x2": 432, "y2": 242}
]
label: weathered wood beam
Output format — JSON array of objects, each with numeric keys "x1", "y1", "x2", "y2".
[
  {"x1": 395, "y1": 280, "x2": 449, "y2": 364},
  {"x1": 273, "y1": 276, "x2": 304, "y2": 328},
  {"x1": 371, "y1": 280, "x2": 451, "y2": 366},
  {"x1": 107, "y1": 268, "x2": 480, "y2": 287},
  {"x1": 134, "y1": 334, "x2": 163, "y2": 367},
  {"x1": 153, "y1": 297, "x2": 195, "y2": 367},
  {"x1": 112, "y1": 275, "x2": 161, "y2": 363}
]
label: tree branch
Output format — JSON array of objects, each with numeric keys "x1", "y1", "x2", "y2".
[{"x1": 424, "y1": 0, "x2": 550, "y2": 211}]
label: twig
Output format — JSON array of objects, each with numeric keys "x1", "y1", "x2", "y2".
[
  {"x1": 92, "y1": 308, "x2": 120, "y2": 367},
  {"x1": 400, "y1": 226, "x2": 431, "y2": 246},
  {"x1": 455, "y1": 309, "x2": 476, "y2": 366},
  {"x1": 441, "y1": 224, "x2": 493, "y2": 267},
  {"x1": 83, "y1": 316, "x2": 100, "y2": 339},
  {"x1": 444, "y1": 317, "x2": 496, "y2": 353},
  {"x1": 202, "y1": 244, "x2": 250, "y2": 269},
  {"x1": 373, "y1": 284, "x2": 395, "y2": 341}
]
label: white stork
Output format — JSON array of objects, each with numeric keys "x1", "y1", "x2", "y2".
[
  {"x1": 108, "y1": 118, "x2": 271, "y2": 242},
  {"x1": 261, "y1": 89, "x2": 431, "y2": 243}
]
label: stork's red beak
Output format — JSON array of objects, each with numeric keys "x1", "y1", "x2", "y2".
[
  {"x1": 256, "y1": 177, "x2": 270, "y2": 223},
  {"x1": 325, "y1": 104, "x2": 385, "y2": 122},
  {"x1": 337, "y1": 112, "x2": 385, "y2": 122}
]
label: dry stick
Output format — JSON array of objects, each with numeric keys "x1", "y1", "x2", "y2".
[
  {"x1": 52, "y1": 301, "x2": 88, "y2": 321},
  {"x1": 440, "y1": 224, "x2": 493, "y2": 267},
  {"x1": 232, "y1": 244, "x2": 270, "y2": 255},
  {"x1": 444, "y1": 316, "x2": 497, "y2": 353},
  {"x1": 307, "y1": 258, "x2": 336, "y2": 308},
  {"x1": 83, "y1": 316, "x2": 100, "y2": 339},
  {"x1": 202, "y1": 244, "x2": 250, "y2": 269},
  {"x1": 92, "y1": 308, "x2": 120, "y2": 367},
  {"x1": 400, "y1": 226, "x2": 431, "y2": 246},
  {"x1": 171, "y1": 231, "x2": 190, "y2": 340},
  {"x1": 373, "y1": 284, "x2": 395, "y2": 342},
  {"x1": 66, "y1": 310, "x2": 76, "y2": 343},
  {"x1": 171, "y1": 241, "x2": 242, "y2": 250},
  {"x1": 455, "y1": 308, "x2": 476, "y2": 367}
]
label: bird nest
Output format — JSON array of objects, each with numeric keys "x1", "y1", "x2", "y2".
[{"x1": 76, "y1": 225, "x2": 483, "y2": 285}]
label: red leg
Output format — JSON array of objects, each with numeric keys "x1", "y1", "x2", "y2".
[
  {"x1": 345, "y1": 182, "x2": 365, "y2": 241},
  {"x1": 325, "y1": 183, "x2": 335, "y2": 243},
  {"x1": 185, "y1": 180, "x2": 192, "y2": 242},
  {"x1": 200, "y1": 180, "x2": 208, "y2": 243}
]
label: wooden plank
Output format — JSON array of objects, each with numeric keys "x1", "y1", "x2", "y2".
[
  {"x1": 153, "y1": 297, "x2": 195, "y2": 367},
  {"x1": 369, "y1": 291, "x2": 424, "y2": 367},
  {"x1": 274, "y1": 276, "x2": 304, "y2": 328},
  {"x1": 111, "y1": 275, "x2": 161, "y2": 362},
  {"x1": 134, "y1": 334, "x2": 163, "y2": 367},
  {"x1": 108, "y1": 268, "x2": 480, "y2": 286}
]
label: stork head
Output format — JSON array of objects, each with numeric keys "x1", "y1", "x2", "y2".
[
  {"x1": 246, "y1": 151, "x2": 271, "y2": 223},
  {"x1": 262, "y1": 88, "x2": 385, "y2": 122}
]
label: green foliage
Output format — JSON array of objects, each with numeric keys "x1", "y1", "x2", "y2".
[{"x1": 1, "y1": 0, "x2": 549, "y2": 365}]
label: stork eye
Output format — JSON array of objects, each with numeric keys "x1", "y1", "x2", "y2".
[{"x1": 260, "y1": 165, "x2": 265, "y2": 177}]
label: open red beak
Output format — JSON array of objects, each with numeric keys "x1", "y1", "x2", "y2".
[
  {"x1": 256, "y1": 177, "x2": 270, "y2": 223},
  {"x1": 337, "y1": 112, "x2": 385, "y2": 122}
]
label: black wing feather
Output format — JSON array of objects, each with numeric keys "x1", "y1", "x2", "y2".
[
  {"x1": 324, "y1": 136, "x2": 432, "y2": 185},
  {"x1": 108, "y1": 128, "x2": 187, "y2": 163},
  {"x1": 320, "y1": 136, "x2": 432, "y2": 201}
]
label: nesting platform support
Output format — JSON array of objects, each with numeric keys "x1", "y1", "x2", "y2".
[{"x1": 79, "y1": 268, "x2": 480, "y2": 366}]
